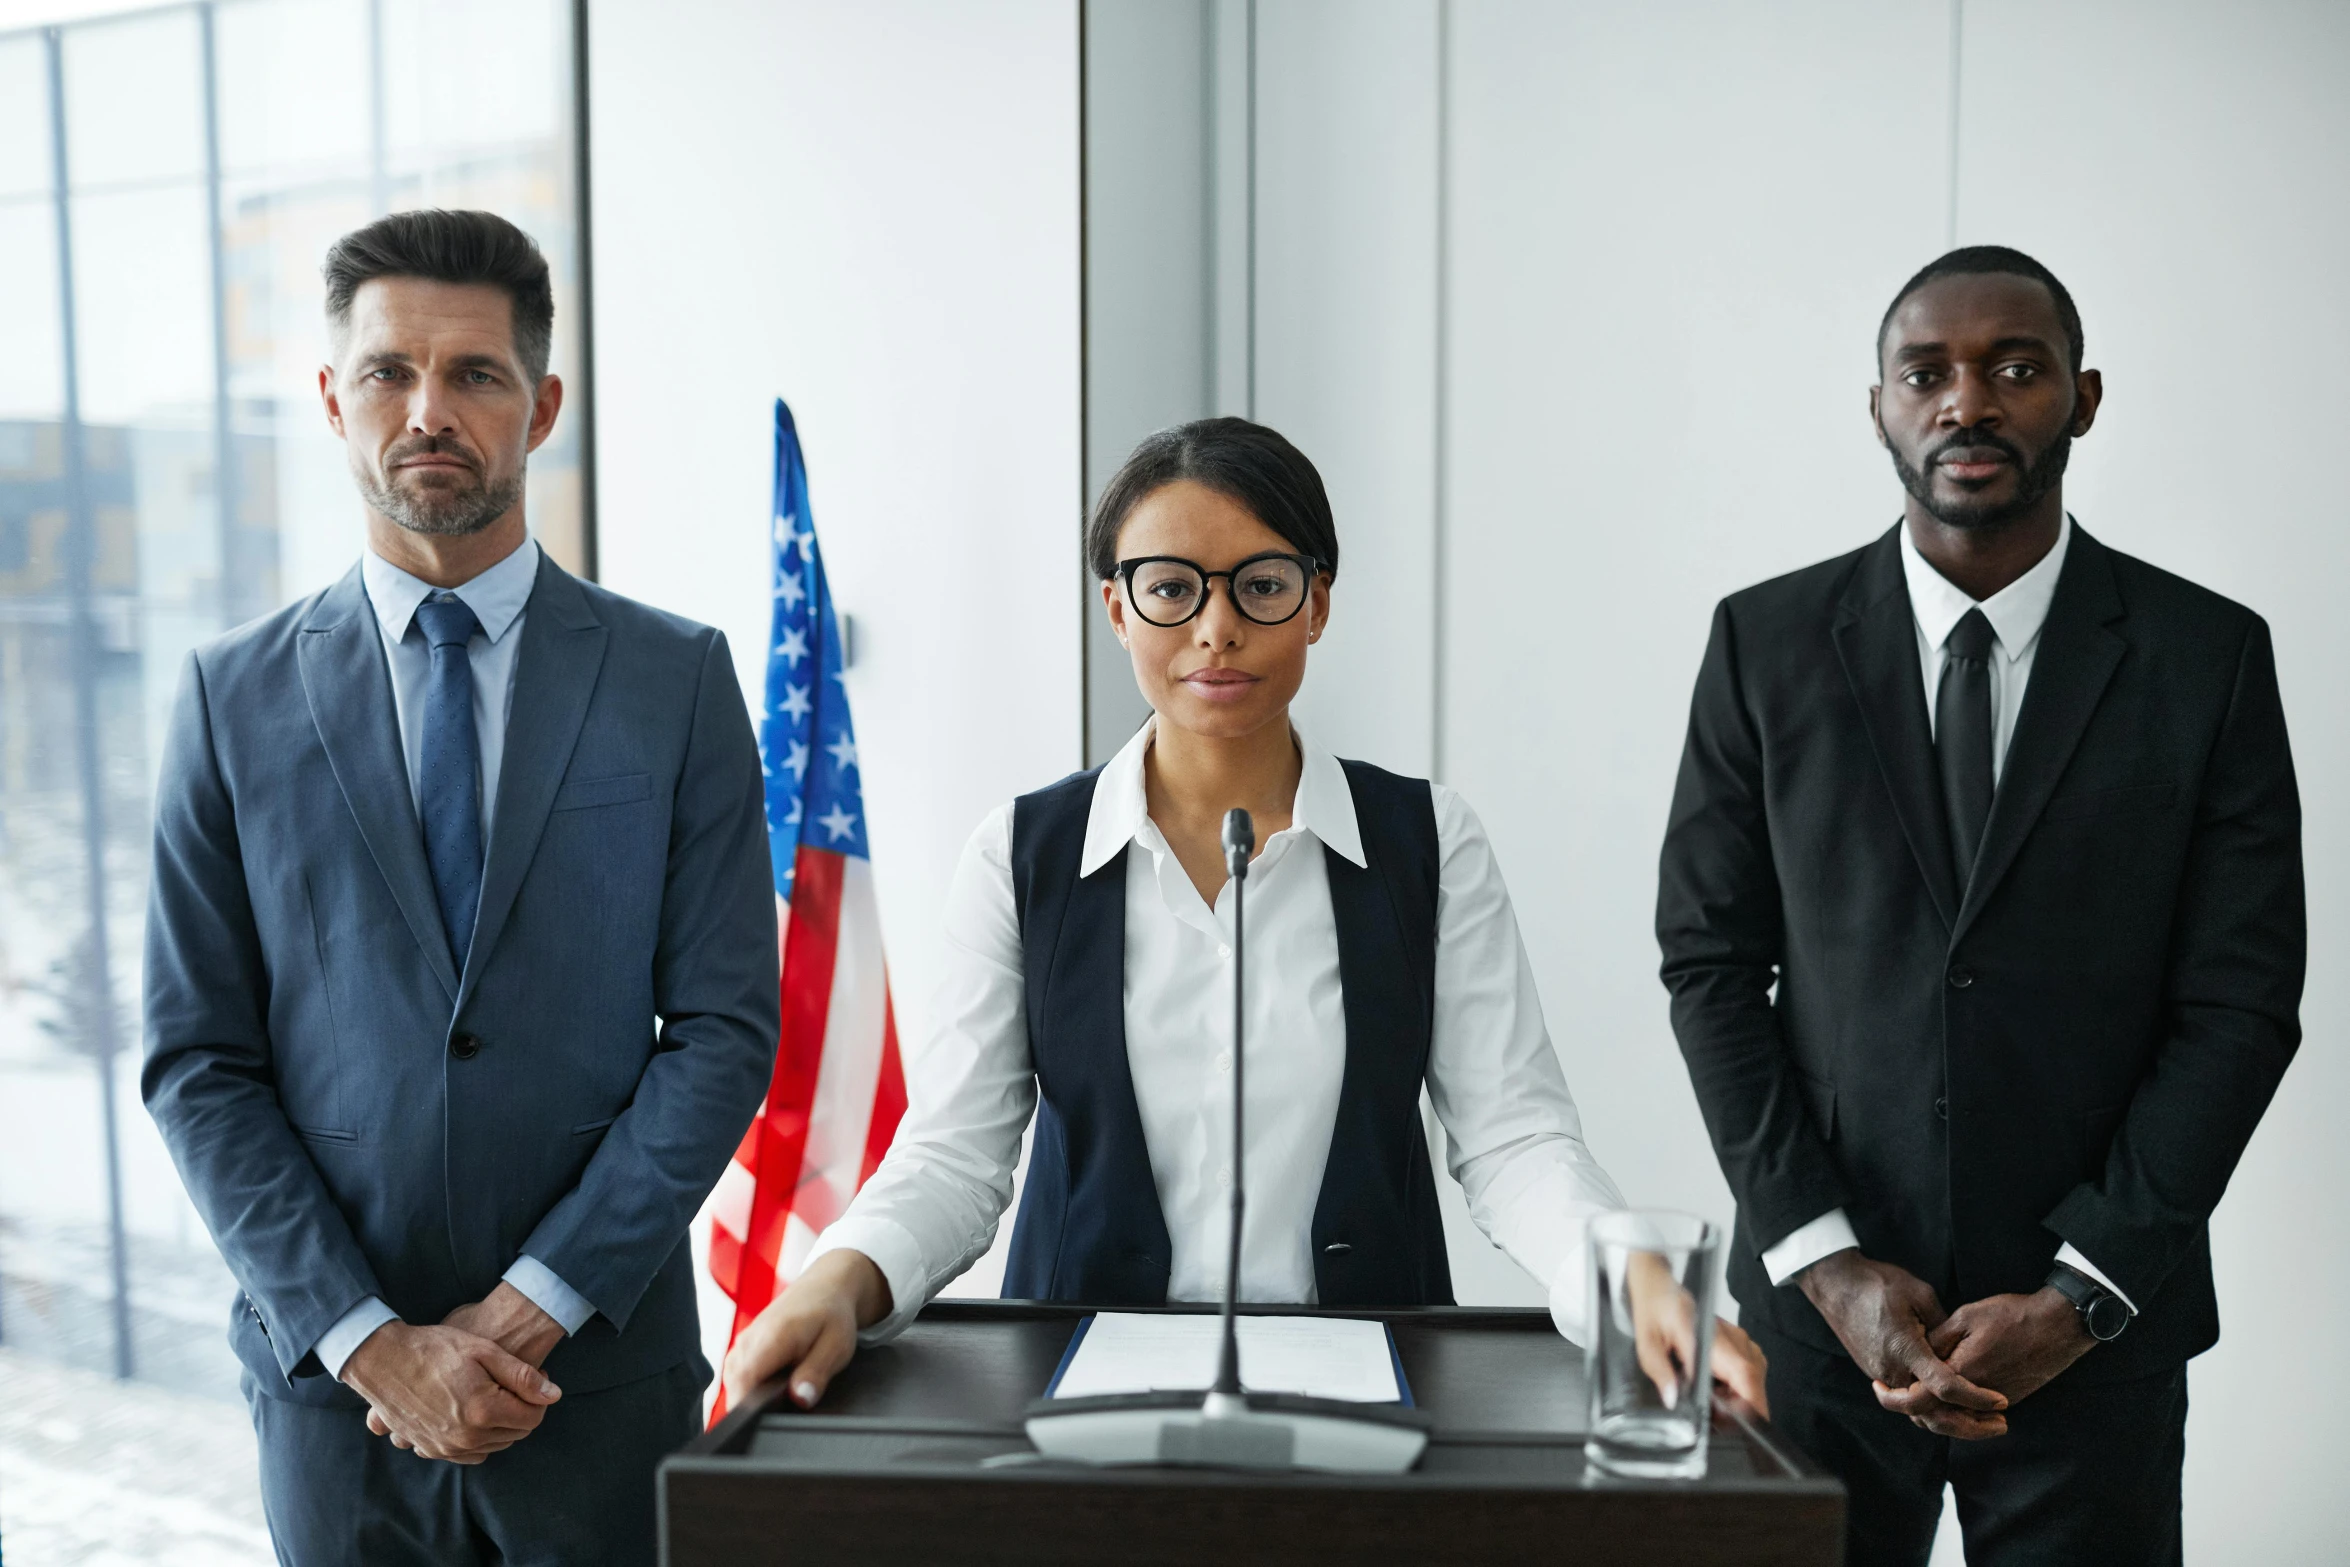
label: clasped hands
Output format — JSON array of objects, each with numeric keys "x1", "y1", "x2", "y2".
[
  {"x1": 1799, "y1": 1249, "x2": 2093, "y2": 1439},
  {"x1": 338, "y1": 1281, "x2": 566, "y2": 1464}
]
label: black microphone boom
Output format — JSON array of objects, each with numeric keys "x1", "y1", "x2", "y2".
[{"x1": 1210, "y1": 810, "x2": 1253, "y2": 1400}]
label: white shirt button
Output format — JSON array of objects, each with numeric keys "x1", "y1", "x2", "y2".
[
  {"x1": 1217, "y1": 1166, "x2": 1233, "y2": 1189},
  {"x1": 1215, "y1": 1052, "x2": 1232, "y2": 1074},
  {"x1": 1217, "y1": 943, "x2": 1232, "y2": 959}
]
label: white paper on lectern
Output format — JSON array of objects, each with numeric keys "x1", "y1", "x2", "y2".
[{"x1": 1049, "y1": 1313, "x2": 1401, "y2": 1403}]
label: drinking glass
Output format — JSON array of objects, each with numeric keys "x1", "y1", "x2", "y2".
[{"x1": 1585, "y1": 1209, "x2": 1720, "y2": 1480}]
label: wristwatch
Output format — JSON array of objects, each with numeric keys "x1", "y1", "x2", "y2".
[{"x1": 2044, "y1": 1262, "x2": 2131, "y2": 1342}]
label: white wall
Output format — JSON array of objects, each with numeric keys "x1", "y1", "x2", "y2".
[
  {"x1": 586, "y1": 0, "x2": 1083, "y2": 1322},
  {"x1": 1950, "y1": 4, "x2": 2350, "y2": 1553},
  {"x1": 1198, "y1": 0, "x2": 2342, "y2": 1558}
]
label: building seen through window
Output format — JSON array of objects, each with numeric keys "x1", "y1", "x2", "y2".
[{"x1": 0, "y1": 3, "x2": 584, "y2": 1558}]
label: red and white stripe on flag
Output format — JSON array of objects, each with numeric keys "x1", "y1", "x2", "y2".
[{"x1": 707, "y1": 845, "x2": 906, "y2": 1416}]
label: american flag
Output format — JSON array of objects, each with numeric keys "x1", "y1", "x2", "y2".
[{"x1": 707, "y1": 399, "x2": 906, "y2": 1413}]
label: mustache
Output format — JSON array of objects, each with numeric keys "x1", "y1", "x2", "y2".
[
  {"x1": 382, "y1": 434, "x2": 483, "y2": 475},
  {"x1": 1924, "y1": 427, "x2": 2027, "y2": 467}
]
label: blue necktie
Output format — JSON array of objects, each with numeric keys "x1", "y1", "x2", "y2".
[{"x1": 415, "y1": 595, "x2": 484, "y2": 970}]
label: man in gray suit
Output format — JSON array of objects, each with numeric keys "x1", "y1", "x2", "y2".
[{"x1": 142, "y1": 209, "x2": 779, "y2": 1564}]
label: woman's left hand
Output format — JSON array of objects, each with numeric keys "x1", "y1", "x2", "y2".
[{"x1": 1710, "y1": 1316, "x2": 1769, "y2": 1417}]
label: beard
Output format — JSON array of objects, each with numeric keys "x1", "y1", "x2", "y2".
[
  {"x1": 1889, "y1": 423, "x2": 2071, "y2": 532},
  {"x1": 355, "y1": 434, "x2": 522, "y2": 537}
]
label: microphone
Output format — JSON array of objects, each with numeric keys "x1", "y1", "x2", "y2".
[
  {"x1": 1221, "y1": 807, "x2": 1254, "y2": 878},
  {"x1": 1020, "y1": 804, "x2": 1427, "y2": 1473}
]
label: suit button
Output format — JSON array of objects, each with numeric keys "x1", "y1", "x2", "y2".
[
  {"x1": 448, "y1": 1032, "x2": 482, "y2": 1060},
  {"x1": 1323, "y1": 1242, "x2": 1353, "y2": 1256},
  {"x1": 1947, "y1": 966, "x2": 1975, "y2": 989},
  {"x1": 1935, "y1": 1097, "x2": 1949, "y2": 1121}
]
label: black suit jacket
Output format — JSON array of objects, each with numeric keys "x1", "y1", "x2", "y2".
[{"x1": 1657, "y1": 523, "x2": 2303, "y2": 1383}]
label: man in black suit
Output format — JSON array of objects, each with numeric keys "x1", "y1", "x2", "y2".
[{"x1": 1657, "y1": 246, "x2": 2303, "y2": 1566}]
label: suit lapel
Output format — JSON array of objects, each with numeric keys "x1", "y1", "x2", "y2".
[
  {"x1": 296, "y1": 566, "x2": 461, "y2": 1002},
  {"x1": 1952, "y1": 527, "x2": 2126, "y2": 944},
  {"x1": 457, "y1": 554, "x2": 607, "y2": 1007},
  {"x1": 1832, "y1": 529, "x2": 1962, "y2": 930}
]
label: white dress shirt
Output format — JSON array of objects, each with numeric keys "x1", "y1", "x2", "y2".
[
  {"x1": 809, "y1": 719, "x2": 1628, "y2": 1344},
  {"x1": 1762, "y1": 517, "x2": 2134, "y2": 1312},
  {"x1": 314, "y1": 538, "x2": 599, "y2": 1381}
]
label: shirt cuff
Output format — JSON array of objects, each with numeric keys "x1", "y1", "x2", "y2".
[
  {"x1": 1546, "y1": 1251, "x2": 1595, "y2": 1347},
  {"x1": 503, "y1": 1255, "x2": 598, "y2": 1335},
  {"x1": 1761, "y1": 1208, "x2": 1861, "y2": 1287},
  {"x1": 318, "y1": 1296, "x2": 401, "y2": 1382},
  {"x1": 805, "y1": 1217, "x2": 931, "y2": 1347},
  {"x1": 2054, "y1": 1243, "x2": 2139, "y2": 1315}
]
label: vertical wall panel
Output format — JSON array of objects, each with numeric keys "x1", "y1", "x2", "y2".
[
  {"x1": 1084, "y1": 0, "x2": 1211, "y2": 762},
  {"x1": 590, "y1": 0, "x2": 1082, "y2": 1322},
  {"x1": 1442, "y1": 0, "x2": 1950, "y2": 1279},
  {"x1": 1955, "y1": 5, "x2": 2350, "y2": 1558},
  {"x1": 1253, "y1": 0, "x2": 1440, "y2": 777}
]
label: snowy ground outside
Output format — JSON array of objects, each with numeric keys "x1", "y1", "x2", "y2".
[{"x1": 0, "y1": 1348, "x2": 272, "y2": 1567}]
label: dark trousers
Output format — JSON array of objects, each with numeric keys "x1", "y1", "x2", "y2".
[
  {"x1": 246, "y1": 1358, "x2": 706, "y2": 1567},
  {"x1": 1754, "y1": 1327, "x2": 2185, "y2": 1567}
]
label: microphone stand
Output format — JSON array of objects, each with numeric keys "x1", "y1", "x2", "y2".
[
  {"x1": 1204, "y1": 808, "x2": 1250, "y2": 1417},
  {"x1": 1021, "y1": 809, "x2": 1429, "y2": 1473}
]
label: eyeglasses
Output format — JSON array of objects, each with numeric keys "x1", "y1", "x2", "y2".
[{"x1": 1117, "y1": 552, "x2": 1322, "y2": 628}]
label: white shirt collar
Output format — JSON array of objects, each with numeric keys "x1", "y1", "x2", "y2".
[
  {"x1": 1898, "y1": 512, "x2": 2072, "y2": 663},
  {"x1": 1079, "y1": 715, "x2": 1366, "y2": 877},
  {"x1": 361, "y1": 536, "x2": 541, "y2": 647}
]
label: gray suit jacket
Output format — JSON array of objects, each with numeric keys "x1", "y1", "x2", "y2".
[{"x1": 142, "y1": 552, "x2": 779, "y2": 1407}]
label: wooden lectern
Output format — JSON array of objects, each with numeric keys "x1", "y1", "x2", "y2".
[{"x1": 662, "y1": 1301, "x2": 1843, "y2": 1566}]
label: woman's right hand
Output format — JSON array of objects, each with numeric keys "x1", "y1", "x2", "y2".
[{"x1": 720, "y1": 1248, "x2": 893, "y2": 1411}]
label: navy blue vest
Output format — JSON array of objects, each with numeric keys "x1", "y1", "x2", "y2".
[{"x1": 1000, "y1": 758, "x2": 1454, "y2": 1307}]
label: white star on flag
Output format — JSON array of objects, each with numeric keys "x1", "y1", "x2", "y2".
[
  {"x1": 772, "y1": 510, "x2": 797, "y2": 546},
  {"x1": 826, "y1": 733, "x2": 859, "y2": 772},
  {"x1": 817, "y1": 803, "x2": 858, "y2": 842},
  {"x1": 773, "y1": 573, "x2": 806, "y2": 608},
  {"x1": 774, "y1": 627, "x2": 810, "y2": 666},
  {"x1": 784, "y1": 739, "x2": 810, "y2": 778},
  {"x1": 796, "y1": 529, "x2": 818, "y2": 563},
  {"x1": 778, "y1": 683, "x2": 813, "y2": 721}
]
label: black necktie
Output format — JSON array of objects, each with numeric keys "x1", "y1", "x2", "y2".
[{"x1": 1936, "y1": 607, "x2": 1996, "y2": 884}]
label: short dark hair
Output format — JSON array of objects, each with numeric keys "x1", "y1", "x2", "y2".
[
  {"x1": 1877, "y1": 244, "x2": 2084, "y2": 373},
  {"x1": 1085, "y1": 417, "x2": 1340, "y2": 582},
  {"x1": 322, "y1": 209, "x2": 555, "y2": 380}
]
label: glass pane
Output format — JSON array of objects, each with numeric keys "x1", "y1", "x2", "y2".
[
  {"x1": 383, "y1": 0, "x2": 566, "y2": 164},
  {"x1": 0, "y1": 36, "x2": 49, "y2": 200},
  {"x1": 215, "y1": 0, "x2": 372, "y2": 181},
  {"x1": 0, "y1": 203, "x2": 63, "y2": 417},
  {"x1": 70, "y1": 187, "x2": 216, "y2": 427},
  {"x1": 62, "y1": 10, "x2": 205, "y2": 188},
  {"x1": 0, "y1": 4, "x2": 585, "y2": 1558}
]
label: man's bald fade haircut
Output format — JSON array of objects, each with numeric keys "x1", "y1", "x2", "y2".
[
  {"x1": 1877, "y1": 244, "x2": 2085, "y2": 374},
  {"x1": 322, "y1": 208, "x2": 556, "y2": 381}
]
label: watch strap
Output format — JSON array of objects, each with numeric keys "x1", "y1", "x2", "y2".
[{"x1": 2045, "y1": 1262, "x2": 2129, "y2": 1341}]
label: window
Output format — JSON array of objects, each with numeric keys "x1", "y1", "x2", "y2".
[{"x1": 0, "y1": 3, "x2": 586, "y2": 1557}]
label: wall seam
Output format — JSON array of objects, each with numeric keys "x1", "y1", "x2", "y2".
[
  {"x1": 1430, "y1": 0, "x2": 1451, "y2": 784},
  {"x1": 1945, "y1": 0, "x2": 1964, "y2": 250}
]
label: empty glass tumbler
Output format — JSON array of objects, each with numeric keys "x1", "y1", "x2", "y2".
[{"x1": 1584, "y1": 1209, "x2": 1721, "y2": 1480}]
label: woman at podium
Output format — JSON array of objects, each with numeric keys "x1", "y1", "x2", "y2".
[{"x1": 725, "y1": 417, "x2": 1766, "y2": 1413}]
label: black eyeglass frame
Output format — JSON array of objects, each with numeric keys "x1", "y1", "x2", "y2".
[{"x1": 1114, "y1": 551, "x2": 1326, "y2": 628}]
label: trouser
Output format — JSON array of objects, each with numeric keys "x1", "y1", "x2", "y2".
[
  {"x1": 1754, "y1": 1327, "x2": 2185, "y2": 1567},
  {"x1": 245, "y1": 1357, "x2": 707, "y2": 1567}
]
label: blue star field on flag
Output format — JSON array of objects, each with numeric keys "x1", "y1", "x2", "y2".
[{"x1": 762, "y1": 397, "x2": 869, "y2": 897}]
